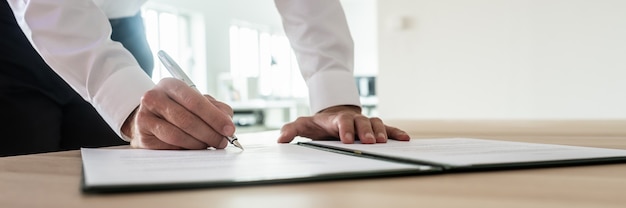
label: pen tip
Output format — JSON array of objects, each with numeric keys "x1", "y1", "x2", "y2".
[{"x1": 233, "y1": 140, "x2": 244, "y2": 150}]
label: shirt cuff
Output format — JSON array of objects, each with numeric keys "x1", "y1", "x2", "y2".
[
  {"x1": 91, "y1": 68, "x2": 155, "y2": 141},
  {"x1": 306, "y1": 69, "x2": 361, "y2": 113}
]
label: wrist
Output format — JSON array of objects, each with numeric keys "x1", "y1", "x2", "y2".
[{"x1": 121, "y1": 107, "x2": 138, "y2": 140}]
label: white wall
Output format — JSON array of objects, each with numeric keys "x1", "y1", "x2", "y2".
[
  {"x1": 342, "y1": 0, "x2": 378, "y2": 76},
  {"x1": 378, "y1": 0, "x2": 626, "y2": 119}
]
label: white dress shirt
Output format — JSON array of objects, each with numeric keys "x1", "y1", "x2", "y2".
[{"x1": 7, "y1": 0, "x2": 360, "y2": 139}]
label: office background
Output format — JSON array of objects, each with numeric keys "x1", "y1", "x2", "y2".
[{"x1": 144, "y1": 0, "x2": 626, "y2": 128}]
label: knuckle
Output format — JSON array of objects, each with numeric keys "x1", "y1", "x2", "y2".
[
  {"x1": 219, "y1": 102, "x2": 233, "y2": 114},
  {"x1": 134, "y1": 105, "x2": 154, "y2": 121},
  {"x1": 354, "y1": 115, "x2": 369, "y2": 122},
  {"x1": 175, "y1": 115, "x2": 195, "y2": 130},
  {"x1": 369, "y1": 117, "x2": 383, "y2": 123},
  {"x1": 141, "y1": 89, "x2": 160, "y2": 105},
  {"x1": 179, "y1": 94, "x2": 199, "y2": 109},
  {"x1": 336, "y1": 113, "x2": 352, "y2": 121}
]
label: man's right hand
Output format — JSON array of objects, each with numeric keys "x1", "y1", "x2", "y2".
[{"x1": 121, "y1": 78, "x2": 235, "y2": 150}]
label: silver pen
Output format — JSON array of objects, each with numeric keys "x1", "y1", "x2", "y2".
[{"x1": 157, "y1": 50, "x2": 243, "y2": 150}]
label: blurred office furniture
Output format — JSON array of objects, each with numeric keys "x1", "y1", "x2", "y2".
[{"x1": 356, "y1": 76, "x2": 377, "y2": 116}]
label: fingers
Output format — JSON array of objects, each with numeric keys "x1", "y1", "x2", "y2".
[
  {"x1": 386, "y1": 125, "x2": 411, "y2": 141},
  {"x1": 156, "y1": 78, "x2": 235, "y2": 137},
  {"x1": 137, "y1": 89, "x2": 221, "y2": 149},
  {"x1": 277, "y1": 105, "x2": 408, "y2": 145},
  {"x1": 353, "y1": 116, "x2": 408, "y2": 142},
  {"x1": 128, "y1": 78, "x2": 235, "y2": 150},
  {"x1": 337, "y1": 114, "x2": 356, "y2": 144},
  {"x1": 277, "y1": 120, "x2": 299, "y2": 143},
  {"x1": 130, "y1": 137, "x2": 181, "y2": 150},
  {"x1": 131, "y1": 112, "x2": 207, "y2": 149},
  {"x1": 353, "y1": 116, "x2": 374, "y2": 144},
  {"x1": 278, "y1": 117, "x2": 323, "y2": 143},
  {"x1": 208, "y1": 98, "x2": 234, "y2": 118},
  {"x1": 370, "y1": 117, "x2": 388, "y2": 143}
]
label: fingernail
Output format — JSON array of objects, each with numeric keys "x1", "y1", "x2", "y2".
[
  {"x1": 363, "y1": 133, "x2": 376, "y2": 143},
  {"x1": 378, "y1": 133, "x2": 387, "y2": 140},
  {"x1": 344, "y1": 132, "x2": 353, "y2": 142},
  {"x1": 223, "y1": 125, "x2": 235, "y2": 136},
  {"x1": 366, "y1": 133, "x2": 375, "y2": 140}
]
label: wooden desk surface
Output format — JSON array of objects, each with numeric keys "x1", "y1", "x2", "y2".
[{"x1": 1, "y1": 120, "x2": 625, "y2": 208}]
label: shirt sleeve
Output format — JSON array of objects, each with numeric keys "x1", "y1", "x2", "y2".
[
  {"x1": 7, "y1": 0, "x2": 155, "y2": 140},
  {"x1": 274, "y1": 0, "x2": 361, "y2": 114}
]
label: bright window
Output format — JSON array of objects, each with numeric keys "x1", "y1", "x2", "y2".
[
  {"x1": 142, "y1": 7, "x2": 199, "y2": 87},
  {"x1": 229, "y1": 24, "x2": 307, "y2": 100}
]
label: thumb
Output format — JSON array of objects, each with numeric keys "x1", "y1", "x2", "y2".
[{"x1": 277, "y1": 122, "x2": 298, "y2": 143}]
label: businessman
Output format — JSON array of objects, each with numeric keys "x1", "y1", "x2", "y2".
[{"x1": 1, "y1": 0, "x2": 408, "y2": 156}]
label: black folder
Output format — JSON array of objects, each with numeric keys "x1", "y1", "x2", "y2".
[{"x1": 81, "y1": 138, "x2": 626, "y2": 193}]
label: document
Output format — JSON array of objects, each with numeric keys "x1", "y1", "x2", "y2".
[
  {"x1": 81, "y1": 143, "x2": 434, "y2": 193},
  {"x1": 81, "y1": 137, "x2": 626, "y2": 193}
]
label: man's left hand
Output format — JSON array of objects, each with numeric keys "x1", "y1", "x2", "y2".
[{"x1": 277, "y1": 105, "x2": 410, "y2": 144}]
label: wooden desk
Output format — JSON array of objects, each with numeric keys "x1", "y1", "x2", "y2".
[{"x1": 1, "y1": 120, "x2": 625, "y2": 208}]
